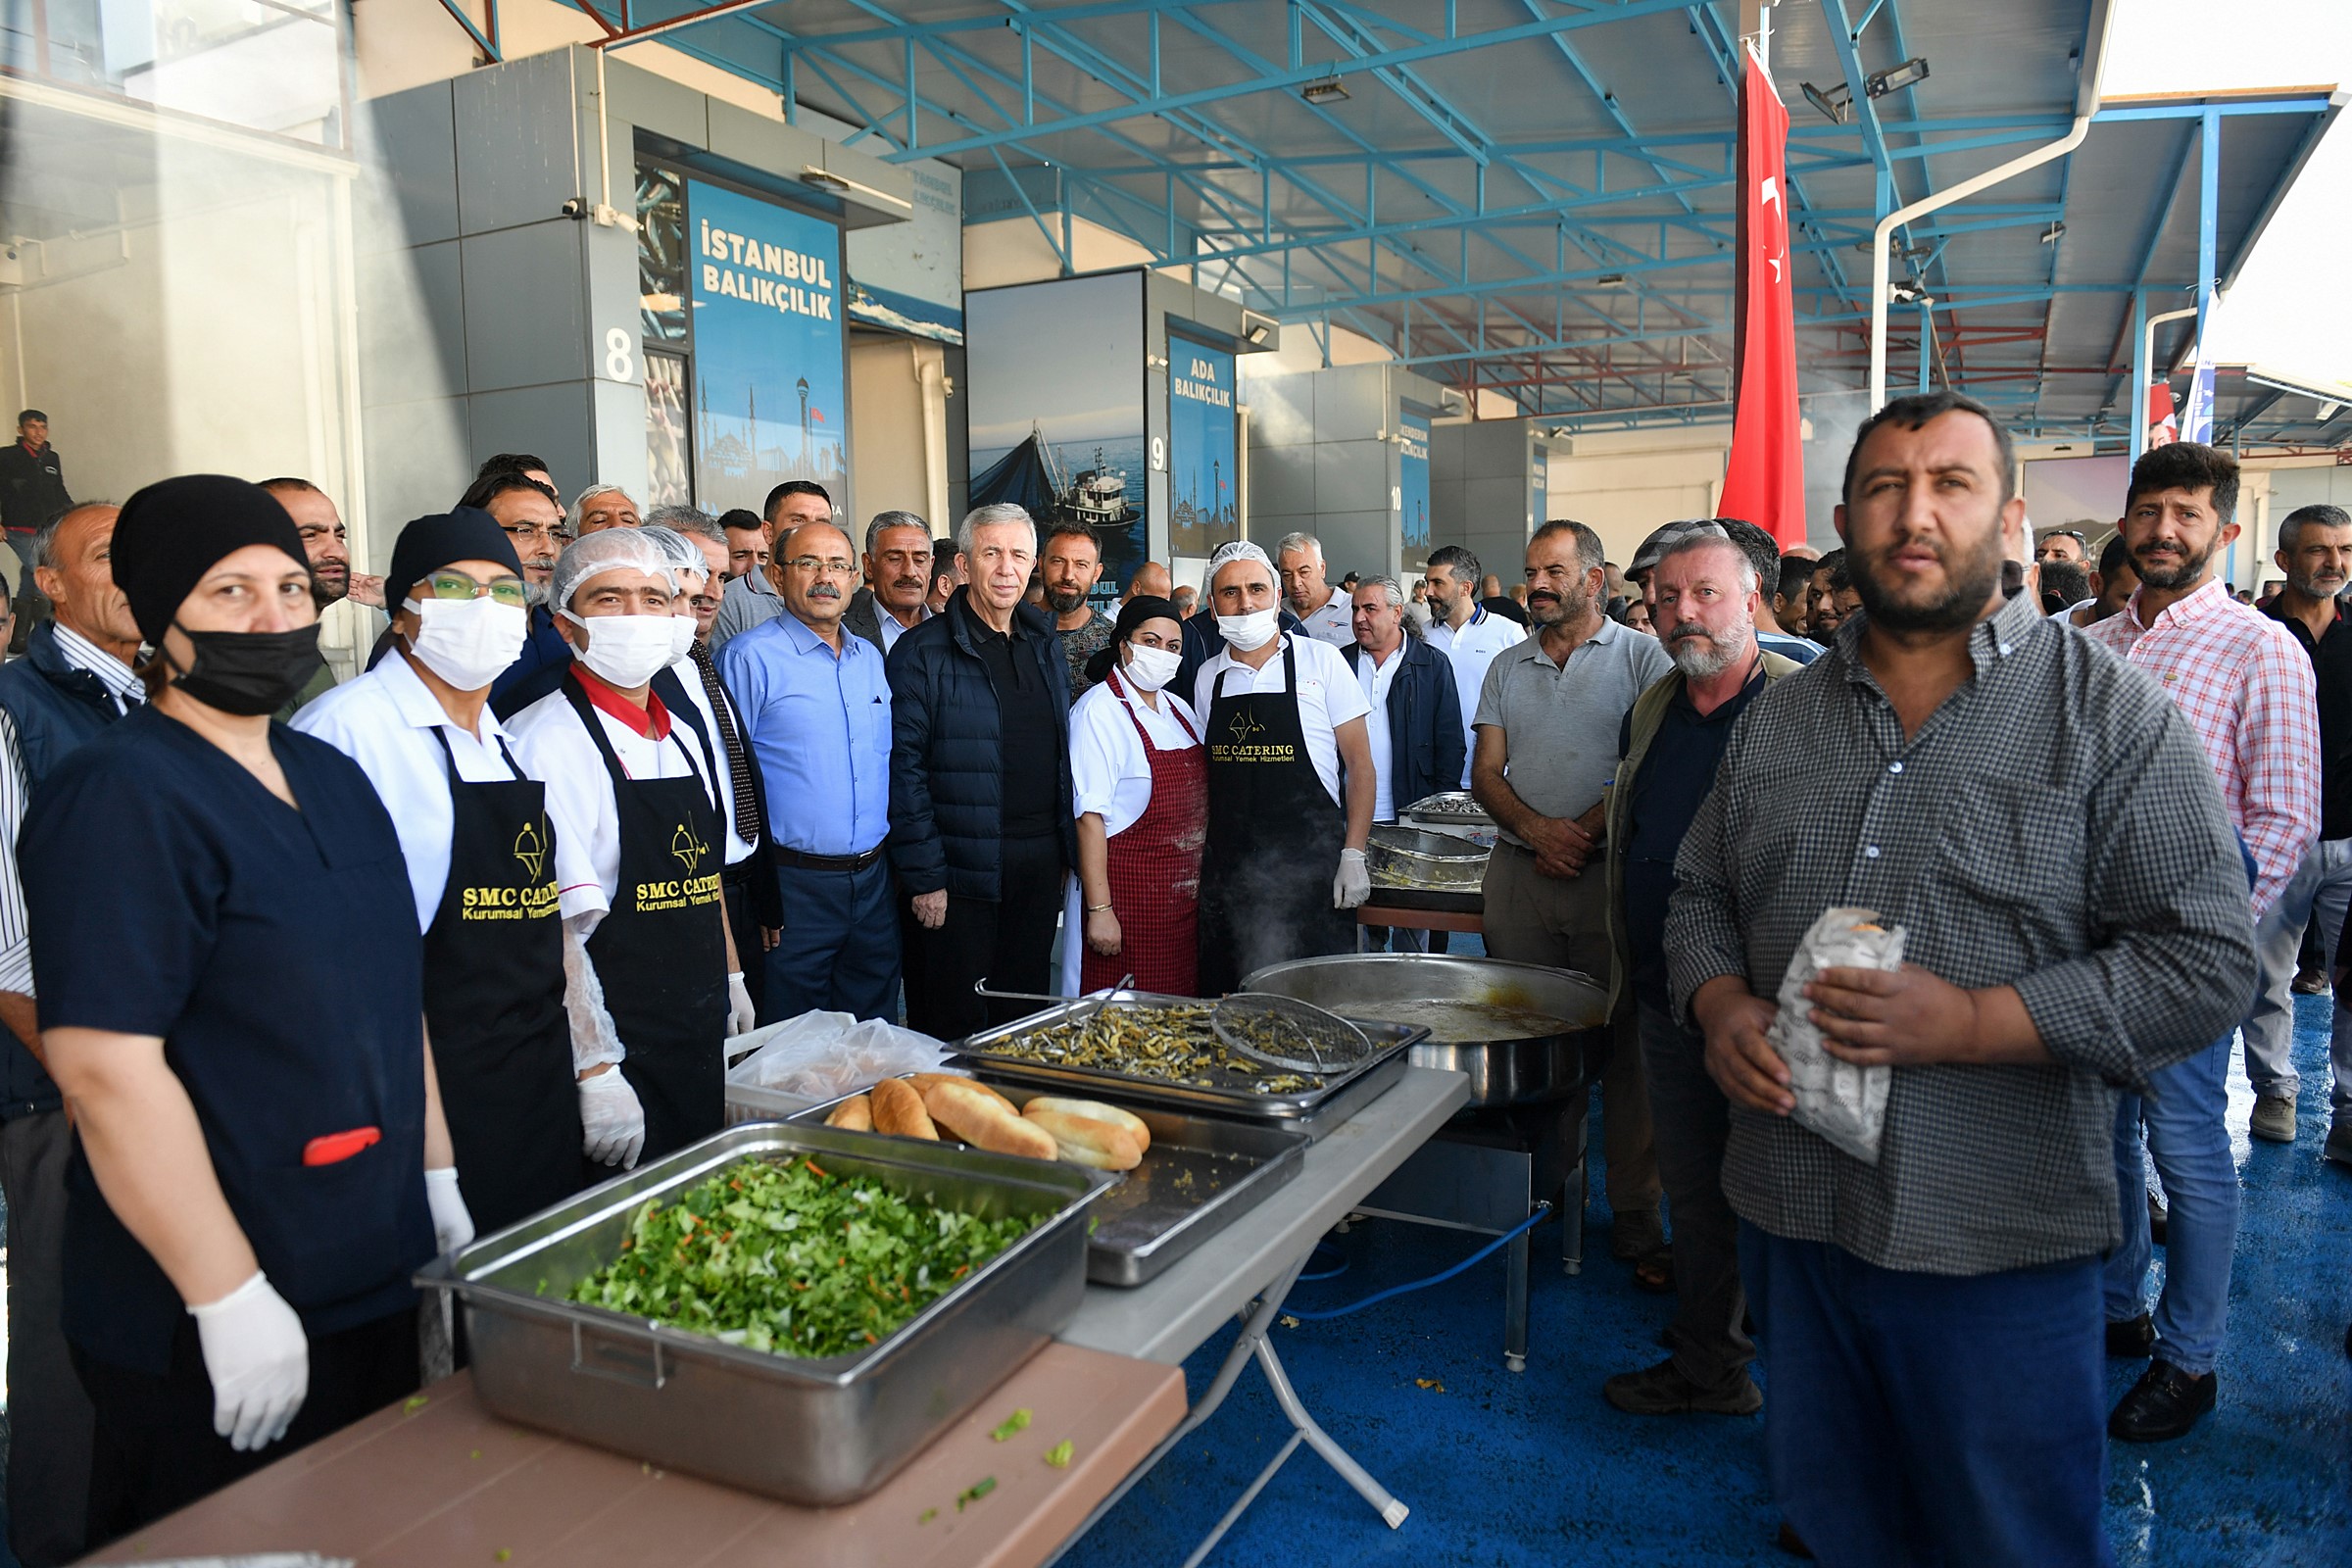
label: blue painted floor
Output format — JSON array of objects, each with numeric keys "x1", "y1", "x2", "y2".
[{"x1": 1061, "y1": 995, "x2": 2352, "y2": 1568}]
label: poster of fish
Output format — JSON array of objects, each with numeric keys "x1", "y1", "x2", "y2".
[{"x1": 964, "y1": 272, "x2": 1148, "y2": 596}]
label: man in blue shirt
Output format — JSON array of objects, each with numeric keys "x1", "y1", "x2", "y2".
[{"x1": 719, "y1": 515, "x2": 898, "y2": 1021}]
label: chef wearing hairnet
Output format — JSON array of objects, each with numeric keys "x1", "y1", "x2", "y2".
[
  {"x1": 508, "y1": 529, "x2": 745, "y2": 1172},
  {"x1": 1191, "y1": 539, "x2": 1377, "y2": 993},
  {"x1": 293, "y1": 509, "x2": 582, "y2": 1235}
]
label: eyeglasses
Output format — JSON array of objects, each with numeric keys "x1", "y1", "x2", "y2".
[
  {"x1": 422, "y1": 570, "x2": 529, "y2": 608},
  {"x1": 499, "y1": 520, "x2": 574, "y2": 546},
  {"x1": 784, "y1": 556, "x2": 858, "y2": 576}
]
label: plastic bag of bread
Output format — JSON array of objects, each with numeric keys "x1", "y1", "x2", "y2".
[
  {"x1": 725, "y1": 1010, "x2": 949, "y2": 1099},
  {"x1": 1766, "y1": 906, "x2": 1904, "y2": 1165}
]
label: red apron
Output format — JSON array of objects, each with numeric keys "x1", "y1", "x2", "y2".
[{"x1": 1081, "y1": 668, "x2": 1208, "y2": 996}]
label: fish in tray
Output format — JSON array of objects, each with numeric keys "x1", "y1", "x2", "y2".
[{"x1": 978, "y1": 1003, "x2": 1324, "y2": 1094}]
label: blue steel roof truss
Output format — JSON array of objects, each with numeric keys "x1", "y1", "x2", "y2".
[{"x1": 511, "y1": 0, "x2": 2338, "y2": 445}]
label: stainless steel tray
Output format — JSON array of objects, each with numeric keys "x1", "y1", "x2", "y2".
[
  {"x1": 789, "y1": 1077, "x2": 1311, "y2": 1288},
  {"x1": 416, "y1": 1122, "x2": 1111, "y2": 1506},
  {"x1": 950, "y1": 990, "x2": 1427, "y2": 1133}
]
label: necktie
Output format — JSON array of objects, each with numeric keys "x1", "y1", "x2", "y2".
[{"x1": 689, "y1": 640, "x2": 762, "y2": 850}]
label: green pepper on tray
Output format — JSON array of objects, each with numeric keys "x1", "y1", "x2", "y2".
[{"x1": 565, "y1": 1157, "x2": 1043, "y2": 1360}]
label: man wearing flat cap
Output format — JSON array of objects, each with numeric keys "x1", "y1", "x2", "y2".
[{"x1": 293, "y1": 511, "x2": 582, "y2": 1233}]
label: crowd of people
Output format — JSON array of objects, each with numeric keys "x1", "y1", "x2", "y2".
[{"x1": 0, "y1": 387, "x2": 2339, "y2": 1565}]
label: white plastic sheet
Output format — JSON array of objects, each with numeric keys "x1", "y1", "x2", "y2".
[
  {"x1": 723, "y1": 1009, "x2": 950, "y2": 1100},
  {"x1": 1768, "y1": 906, "x2": 1906, "y2": 1165}
]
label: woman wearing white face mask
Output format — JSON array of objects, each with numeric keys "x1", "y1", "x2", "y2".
[
  {"x1": 507, "y1": 528, "x2": 744, "y2": 1174},
  {"x1": 1059, "y1": 597, "x2": 1205, "y2": 997},
  {"x1": 293, "y1": 509, "x2": 580, "y2": 1235}
]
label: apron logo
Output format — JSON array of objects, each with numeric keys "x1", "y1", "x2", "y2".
[
  {"x1": 671, "y1": 822, "x2": 710, "y2": 872},
  {"x1": 513, "y1": 819, "x2": 548, "y2": 880},
  {"x1": 1226, "y1": 710, "x2": 1264, "y2": 744}
]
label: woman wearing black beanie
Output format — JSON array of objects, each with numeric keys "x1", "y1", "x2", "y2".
[{"x1": 19, "y1": 475, "x2": 467, "y2": 1545}]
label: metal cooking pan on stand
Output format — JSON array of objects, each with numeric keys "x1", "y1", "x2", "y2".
[{"x1": 1240, "y1": 954, "x2": 1614, "y2": 1372}]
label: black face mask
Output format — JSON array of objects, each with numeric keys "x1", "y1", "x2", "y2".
[{"x1": 170, "y1": 622, "x2": 324, "y2": 715}]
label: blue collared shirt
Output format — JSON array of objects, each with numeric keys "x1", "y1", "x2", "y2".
[{"x1": 719, "y1": 610, "x2": 891, "y2": 856}]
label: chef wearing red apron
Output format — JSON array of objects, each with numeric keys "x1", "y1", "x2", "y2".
[
  {"x1": 1063, "y1": 597, "x2": 1206, "y2": 996},
  {"x1": 1190, "y1": 542, "x2": 1380, "y2": 996}
]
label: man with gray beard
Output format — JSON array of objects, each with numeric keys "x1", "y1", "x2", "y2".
[{"x1": 1598, "y1": 524, "x2": 1805, "y2": 1417}]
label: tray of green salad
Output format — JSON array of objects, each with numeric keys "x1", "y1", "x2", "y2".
[{"x1": 416, "y1": 1121, "x2": 1114, "y2": 1505}]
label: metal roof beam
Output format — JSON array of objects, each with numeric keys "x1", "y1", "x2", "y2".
[{"x1": 877, "y1": 0, "x2": 1705, "y2": 160}]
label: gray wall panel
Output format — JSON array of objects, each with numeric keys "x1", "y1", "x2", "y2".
[
  {"x1": 460, "y1": 222, "x2": 588, "y2": 393},
  {"x1": 359, "y1": 238, "x2": 466, "y2": 412},
  {"x1": 453, "y1": 49, "x2": 580, "y2": 237},
  {"x1": 468, "y1": 384, "x2": 596, "y2": 499},
  {"x1": 362, "y1": 81, "x2": 460, "y2": 249}
]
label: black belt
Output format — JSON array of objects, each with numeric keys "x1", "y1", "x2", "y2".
[{"x1": 771, "y1": 844, "x2": 885, "y2": 872}]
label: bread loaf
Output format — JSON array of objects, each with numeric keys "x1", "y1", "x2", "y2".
[
  {"x1": 909, "y1": 1072, "x2": 1018, "y2": 1116},
  {"x1": 1021, "y1": 1097, "x2": 1151, "y2": 1154},
  {"x1": 1023, "y1": 1108, "x2": 1145, "y2": 1170},
  {"x1": 869, "y1": 1078, "x2": 938, "y2": 1140},
  {"x1": 824, "y1": 1094, "x2": 872, "y2": 1132},
  {"x1": 924, "y1": 1079, "x2": 1056, "y2": 1161}
]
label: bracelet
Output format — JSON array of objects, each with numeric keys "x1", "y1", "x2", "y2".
[{"x1": 1086, "y1": 902, "x2": 1113, "y2": 913}]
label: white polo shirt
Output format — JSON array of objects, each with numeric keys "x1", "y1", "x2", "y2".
[
  {"x1": 508, "y1": 678, "x2": 714, "y2": 926},
  {"x1": 1291, "y1": 588, "x2": 1355, "y2": 647},
  {"x1": 1426, "y1": 605, "x2": 1527, "y2": 786},
  {"x1": 1193, "y1": 632, "x2": 1372, "y2": 808},
  {"x1": 292, "y1": 649, "x2": 534, "y2": 932}
]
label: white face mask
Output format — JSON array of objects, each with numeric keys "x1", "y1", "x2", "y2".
[
  {"x1": 667, "y1": 612, "x2": 697, "y2": 663},
  {"x1": 1217, "y1": 608, "x2": 1280, "y2": 652},
  {"x1": 1121, "y1": 642, "x2": 1182, "y2": 692},
  {"x1": 405, "y1": 595, "x2": 528, "y2": 692},
  {"x1": 561, "y1": 611, "x2": 678, "y2": 689}
]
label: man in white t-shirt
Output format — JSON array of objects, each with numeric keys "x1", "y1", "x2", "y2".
[
  {"x1": 1423, "y1": 543, "x2": 1525, "y2": 788},
  {"x1": 1193, "y1": 540, "x2": 1376, "y2": 992},
  {"x1": 1275, "y1": 530, "x2": 1357, "y2": 646}
]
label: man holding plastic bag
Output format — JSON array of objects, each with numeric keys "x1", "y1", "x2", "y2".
[{"x1": 1667, "y1": 391, "x2": 2254, "y2": 1568}]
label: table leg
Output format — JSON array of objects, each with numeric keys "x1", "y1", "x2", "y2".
[
  {"x1": 1503, "y1": 1226, "x2": 1530, "y2": 1373},
  {"x1": 1041, "y1": 1244, "x2": 1411, "y2": 1568},
  {"x1": 1562, "y1": 1115, "x2": 1588, "y2": 1277}
]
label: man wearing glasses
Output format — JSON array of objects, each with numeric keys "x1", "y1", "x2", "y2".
[
  {"x1": 466, "y1": 469, "x2": 578, "y2": 719},
  {"x1": 294, "y1": 510, "x2": 584, "y2": 1234},
  {"x1": 719, "y1": 517, "x2": 899, "y2": 1022}
]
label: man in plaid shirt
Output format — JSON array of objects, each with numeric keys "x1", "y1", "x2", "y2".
[
  {"x1": 2082, "y1": 441, "x2": 2319, "y2": 1443},
  {"x1": 1671, "y1": 392, "x2": 2254, "y2": 1563}
]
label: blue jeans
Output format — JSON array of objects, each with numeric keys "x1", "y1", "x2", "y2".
[
  {"x1": 1740, "y1": 1225, "x2": 2110, "y2": 1568},
  {"x1": 760, "y1": 858, "x2": 901, "y2": 1023},
  {"x1": 2103, "y1": 1031, "x2": 2239, "y2": 1376}
]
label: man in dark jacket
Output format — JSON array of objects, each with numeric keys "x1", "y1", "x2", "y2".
[
  {"x1": 0, "y1": 410, "x2": 69, "y2": 556},
  {"x1": 888, "y1": 504, "x2": 1075, "y2": 1038},
  {"x1": 0, "y1": 498, "x2": 139, "y2": 1564},
  {"x1": 1341, "y1": 576, "x2": 1465, "y2": 817}
]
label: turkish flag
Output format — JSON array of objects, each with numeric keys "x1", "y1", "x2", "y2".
[
  {"x1": 1718, "y1": 43, "x2": 1807, "y2": 549},
  {"x1": 2146, "y1": 378, "x2": 2179, "y2": 449}
]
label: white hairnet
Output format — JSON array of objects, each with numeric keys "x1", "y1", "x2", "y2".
[
  {"x1": 548, "y1": 525, "x2": 679, "y2": 612},
  {"x1": 636, "y1": 524, "x2": 708, "y2": 580},
  {"x1": 1208, "y1": 539, "x2": 1275, "y2": 583}
]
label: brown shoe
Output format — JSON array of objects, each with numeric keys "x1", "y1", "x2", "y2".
[{"x1": 2249, "y1": 1095, "x2": 2297, "y2": 1144}]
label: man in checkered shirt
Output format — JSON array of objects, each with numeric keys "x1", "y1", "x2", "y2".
[
  {"x1": 1668, "y1": 391, "x2": 2254, "y2": 1565},
  {"x1": 2082, "y1": 441, "x2": 2319, "y2": 1445}
]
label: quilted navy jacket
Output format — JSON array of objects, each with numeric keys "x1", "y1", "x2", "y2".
[{"x1": 886, "y1": 589, "x2": 1076, "y2": 900}]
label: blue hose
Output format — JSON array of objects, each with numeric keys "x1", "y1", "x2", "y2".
[{"x1": 1282, "y1": 1204, "x2": 1553, "y2": 1321}]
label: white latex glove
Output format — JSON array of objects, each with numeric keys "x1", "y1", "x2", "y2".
[
  {"x1": 1334, "y1": 847, "x2": 1371, "y2": 909},
  {"x1": 188, "y1": 1272, "x2": 310, "y2": 1452},
  {"x1": 580, "y1": 1067, "x2": 646, "y2": 1169},
  {"x1": 727, "y1": 972, "x2": 757, "y2": 1038},
  {"x1": 424, "y1": 1166, "x2": 475, "y2": 1254}
]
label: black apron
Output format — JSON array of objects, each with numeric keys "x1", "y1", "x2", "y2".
[
  {"x1": 563, "y1": 674, "x2": 727, "y2": 1166},
  {"x1": 1195, "y1": 637, "x2": 1358, "y2": 995},
  {"x1": 420, "y1": 726, "x2": 583, "y2": 1234}
]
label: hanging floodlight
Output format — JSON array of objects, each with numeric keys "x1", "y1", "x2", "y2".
[
  {"x1": 1866, "y1": 58, "x2": 1931, "y2": 97},
  {"x1": 1800, "y1": 80, "x2": 1852, "y2": 124},
  {"x1": 1301, "y1": 75, "x2": 1348, "y2": 105}
]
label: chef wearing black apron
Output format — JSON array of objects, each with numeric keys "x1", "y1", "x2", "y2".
[
  {"x1": 295, "y1": 510, "x2": 581, "y2": 1235},
  {"x1": 1191, "y1": 542, "x2": 1379, "y2": 996},
  {"x1": 508, "y1": 527, "x2": 735, "y2": 1175},
  {"x1": 23, "y1": 477, "x2": 469, "y2": 1545}
]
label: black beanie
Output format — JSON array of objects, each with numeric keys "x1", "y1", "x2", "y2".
[
  {"x1": 386, "y1": 507, "x2": 525, "y2": 612},
  {"x1": 112, "y1": 475, "x2": 307, "y2": 646},
  {"x1": 1083, "y1": 594, "x2": 1184, "y2": 687}
]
